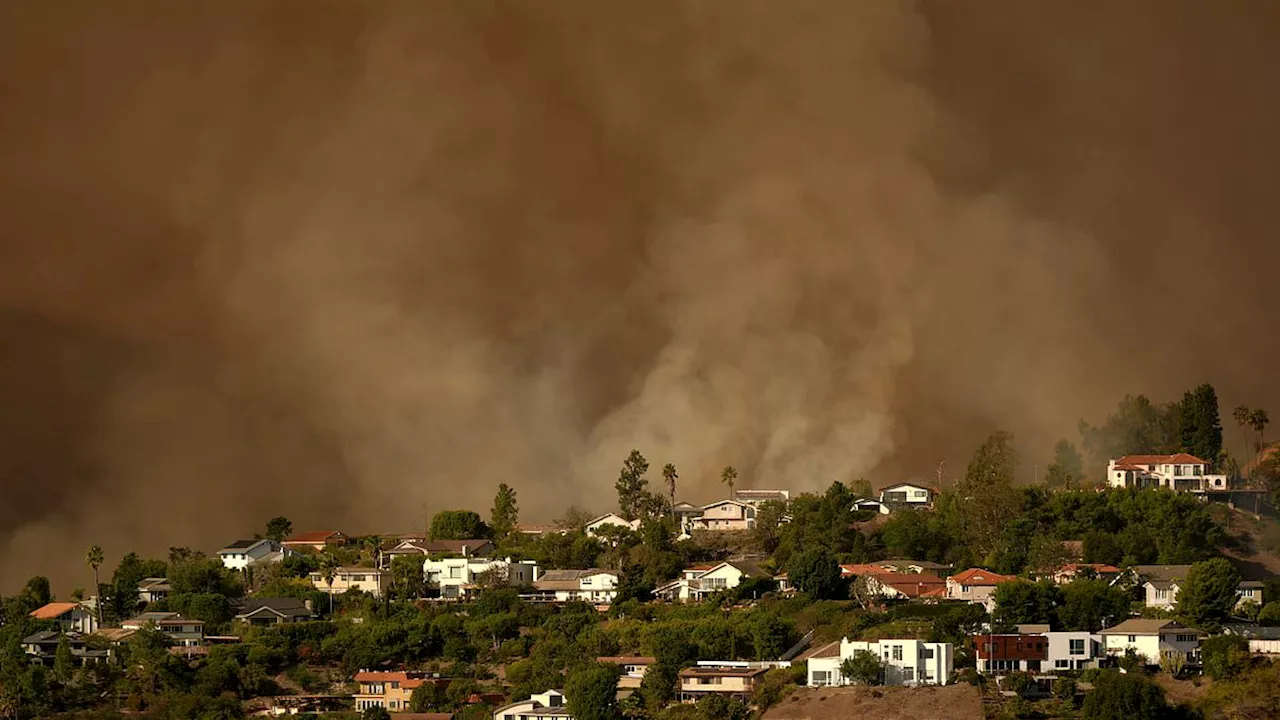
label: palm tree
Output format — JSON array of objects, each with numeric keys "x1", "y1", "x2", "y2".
[
  {"x1": 1250, "y1": 408, "x2": 1270, "y2": 458},
  {"x1": 363, "y1": 535, "x2": 383, "y2": 569},
  {"x1": 85, "y1": 545, "x2": 104, "y2": 628},
  {"x1": 721, "y1": 465, "x2": 738, "y2": 499},
  {"x1": 1234, "y1": 405, "x2": 1252, "y2": 468},
  {"x1": 662, "y1": 464, "x2": 678, "y2": 506},
  {"x1": 320, "y1": 554, "x2": 338, "y2": 615}
]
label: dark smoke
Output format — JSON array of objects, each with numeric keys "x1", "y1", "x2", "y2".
[{"x1": 1, "y1": 0, "x2": 1278, "y2": 591}]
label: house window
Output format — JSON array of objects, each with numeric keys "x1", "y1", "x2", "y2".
[
  {"x1": 1156, "y1": 589, "x2": 1167, "y2": 600},
  {"x1": 813, "y1": 671, "x2": 830, "y2": 685},
  {"x1": 903, "y1": 668, "x2": 914, "y2": 682},
  {"x1": 919, "y1": 647, "x2": 934, "y2": 659},
  {"x1": 1056, "y1": 660, "x2": 1070, "y2": 669},
  {"x1": 1176, "y1": 634, "x2": 1196, "y2": 643},
  {"x1": 961, "y1": 585, "x2": 971, "y2": 593},
  {"x1": 1128, "y1": 635, "x2": 1136, "y2": 643},
  {"x1": 892, "y1": 646, "x2": 903, "y2": 661},
  {"x1": 1070, "y1": 639, "x2": 1085, "y2": 655}
]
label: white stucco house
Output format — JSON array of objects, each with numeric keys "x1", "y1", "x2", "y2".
[
  {"x1": 690, "y1": 500, "x2": 757, "y2": 531},
  {"x1": 808, "y1": 637, "x2": 954, "y2": 687},
  {"x1": 422, "y1": 556, "x2": 538, "y2": 599},
  {"x1": 655, "y1": 560, "x2": 770, "y2": 602},
  {"x1": 309, "y1": 567, "x2": 390, "y2": 598},
  {"x1": 492, "y1": 690, "x2": 571, "y2": 720},
  {"x1": 879, "y1": 483, "x2": 934, "y2": 507},
  {"x1": 584, "y1": 513, "x2": 641, "y2": 540},
  {"x1": 216, "y1": 538, "x2": 290, "y2": 571},
  {"x1": 1107, "y1": 454, "x2": 1228, "y2": 493},
  {"x1": 530, "y1": 569, "x2": 620, "y2": 604},
  {"x1": 1016, "y1": 626, "x2": 1106, "y2": 672},
  {"x1": 1100, "y1": 619, "x2": 1202, "y2": 664},
  {"x1": 1124, "y1": 565, "x2": 1265, "y2": 611}
]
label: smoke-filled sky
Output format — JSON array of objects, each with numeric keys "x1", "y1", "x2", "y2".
[{"x1": 2, "y1": 1, "x2": 1278, "y2": 592}]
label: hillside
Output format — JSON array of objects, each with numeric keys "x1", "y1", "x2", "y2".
[
  {"x1": 762, "y1": 685, "x2": 984, "y2": 720},
  {"x1": 1211, "y1": 502, "x2": 1280, "y2": 578}
]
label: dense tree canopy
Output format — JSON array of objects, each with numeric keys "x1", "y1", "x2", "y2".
[
  {"x1": 430, "y1": 510, "x2": 490, "y2": 540},
  {"x1": 1175, "y1": 558, "x2": 1242, "y2": 631}
]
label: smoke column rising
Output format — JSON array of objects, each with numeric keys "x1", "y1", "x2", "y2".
[{"x1": 1, "y1": 1, "x2": 1278, "y2": 590}]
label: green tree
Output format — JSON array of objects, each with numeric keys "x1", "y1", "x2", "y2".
[
  {"x1": 751, "y1": 499, "x2": 790, "y2": 554},
  {"x1": 1178, "y1": 383, "x2": 1224, "y2": 466},
  {"x1": 319, "y1": 554, "x2": 338, "y2": 614},
  {"x1": 697, "y1": 694, "x2": 749, "y2": 720},
  {"x1": 1058, "y1": 580, "x2": 1133, "y2": 632},
  {"x1": 954, "y1": 431, "x2": 1023, "y2": 558},
  {"x1": 1081, "y1": 671, "x2": 1169, "y2": 720},
  {"x1": 1175, "y1": 558, "x2": 1241, "y2": 631},
  {"x1": 789, "y1": 547, "x2": 843, "y2": 600},
  {"x1": 1250, "y1": 408, "x2": 1271, "y2": 456},
  {"x1": 390, "y1": 555, "x2": 425, "y2": 600},
  {"x1": 490, "y1": 483, "x2": 519, "y2": 539},
  {"x1": 1079, "y1": 395, "x2": 1181, "y2": 478},
  {"x1": 363, "y1": 706, "x2": 391, "y2": 720},
  {"x1": 750, "y1": 613, "x2": 790, "y2": 661},
  {"x1": 1201, "y1": 634, "x2": 1250, "y2": 681},
  {"x1": 642, "y1": 627, "x2": 693, "y2": 711},
  {"x1": 430, "y1": 510, "x2": 489, "y2": 540},
  {"x1": 265, "y1": 516, "x2": 293, "y2": 542},
  {"x1": 615, "y1": 450, "x2": 651, "y2": 522},
  {"x1": 53, "y1": 632, "x2": 73, "y2": 683},
  {"x1": 85, "y1": 545, "x2": 104, "y2": 627},
  {"x1": 840, "y1": 650, "x2": 884, "y2": 685},
  {"x1": 1045, "y1": 439, "x2": 1085, "y2": 488},
  {"x1": 721, "y1": 465, "x2": 738, "y2": 498},
  {"x1": 662, "y1": 463, "x2": 678, "y2": 509},
  {"x1": 993, "y1": 581, "x2": 1063, "y2": 627},
  {"x1": 410, "y1": 681, "x2": 448, "y2": 711},
  {"x1": 566, "y1": 662, "x2": 621, "y2": 720},
  {"x1": 1258, "y1": 601, "x2": 1280, "y2": 626}
]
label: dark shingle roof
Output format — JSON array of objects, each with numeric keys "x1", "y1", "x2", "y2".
[{"x1": 235, "y1": 598, "x2": 313, "y2": 619}]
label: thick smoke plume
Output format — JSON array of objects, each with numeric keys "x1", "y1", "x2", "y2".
[{"x1": 1, "y1": 1, "x2": 1279, "y2": 591}]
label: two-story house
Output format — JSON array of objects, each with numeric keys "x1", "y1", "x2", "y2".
[
  {"x1": 1099, "y1": 619, "x2": 1202, "y2": 665},
  {"x1": 1124, "y1": 565, "x2": 1263, "y2": 611},
  {"x1": 21, "y1": 630, "x2": 112, "y2": 666},
  {"x1": 137, "y1": 577, "x2": 171, "y2": 604},
  {"x1": 597, "y1": 656, "x2": 656, "y2": 689},
  {"x1": 381, "y1": 538, "x2": 494, "y2": 568},
  {"x1": 282, "y1": 530, "x2": 349, "y2": 552},
  {"x1": 946, "y1": 569, "x2": 1016, "y2": 611},
  {"x1": 879, "y1": 483, "x2": 934, "y2": 508},
  {"x1": 807, "y1": 637, "x2": 954, "y2": 687},
  {"x1": 29, "y1": 602, "x2": 98, "y2": 634},
  {"x1": 216, "y1": 539, "x2": 289, "y2": 571},
  {"x1": 1050, "y1": 564, "x2": 1121, "y2": 585},
  {"x1": 678, "y1": 665, "x2": 770, "y2": 702},
  {"x1": 530, "y1": 569, "x2": 619, "y2": 604},
  {"x1": 973, "y1": 634, "x2": 1048, "y2": 674},
  {"x1": 309, "y1": 567, "x2": 390, "y2": 598},
  {"x1": 1107, "y1": 454, "x2": 1228, "y2": 493},
  {"x1": 493, "y1": 689, "x2": 572, "y2": 720},
  {"x1": 233, "y1": 598, "x2": 315, "y2": 626},
  {"x1": 732, "y1": 489, "x2": 790, "y2": 506},
  {"x1": 862, "y1": 572, "x2": 947, "y2": 601},
  {"x1": 122, "y1": 612, "x2": 205, "y2": 646},
  {"x1": 1040, "y1": 630, "x2": 1105, "y2": 672},
  {"x1": 654, "y1": 560, "x2": 770, "y2": 602},
  {"x1": 353, "y1": 670, "x2": 441, "y2": 712},
  {"x1": 691, "y1": 500, "x2": 757, "y2": 531},
  {"x1": 423, "y1": 557, "x2": 539, "y2": 600}
]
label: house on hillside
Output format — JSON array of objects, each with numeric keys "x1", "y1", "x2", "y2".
[
  {"x1": 1050, "y1": 563, "x2": 1121, "y2": 585},
  {"x1": 879, "y1": 483, "x2": 934, "y2": 508},
  {"x1": 678, "y1": 665, "x2": 769, "y2": 702},
  {"x1": 353, "y1": 670, "x2": 443, "y2": 712},
  {"x1": 530, "y1": 569, "x2": 619, "y2": 604},
  {"x1": 655, "y1": 560, "x2": 771, "y2": 602},
  {"x1": 807, "y1": 637, "x2": 954, "y2": 686},
  {"x1": 1223, "y1": 624, "x2": 1280, "y2": 655},
  {"x1": 216, "y1": 539, "x2": 290, "y2": 572},
  {"x1": 946, "y1": 569, "x2": 1016, "y2": 611},
  {"x1": 1107, "y1": 454, "x2": 1228, "y2": 493},
  {"x1": 282, "y1": 530, "x2": 349, "y2": 552},
  {"x1": 1099, "y1": 619, "x2": 1202, "y2": 664},
  {"x1": 973, "y1": 634, "x2": 1048, "y2": 674},
  {"x1": 864, "y1": 573, "x2": 947, "y2": 601},
  {"x1": 584, "y1": 513, "x2": 640, "y2": 540},
  {"x1": 29, "y1": 602, "x2": 98, "y2": 634},
  {"x1": 853, "y1": 498, "x2": 890, "y2": 515},
  {"x1": 733, "y1": 489, "x2": 790, "y2": 506},
  {"x1": 137, "y1": 577, "x2": 171, "y2": 604},
  {"x1": 233, "y1": 598, "x2": 315, "y2": 626},
  {"x1": 597, "y1": 656, "x2": 656, "y2": 688},
  {"x1": 309, "y1": 567, "x2": 389, "y2": 598},
  {"x1": 1120, "y1": 565, "x2": 1262, "y2": 611},
  {"x1": 671, "y1": 502, "x2": 706, "y2": 531},
  {"x1": 423, "y1": 556, "x2": 538, "y2": 599},
  {"x1": 122, "y1": 612, "x2": 205, "y2": 646},
  {"x1": 874, "y1": 560, "x2": 952, "y2": 575},
  {"x1": 1022, "y1": 628, "x2": 1107, "y2": 672},
  {"x1": 381, "y1": 538, "x2": 495, "y2": 568},
  {"x1": 494, "y1": 690, "x2": 572, "y2": 720},
  {"x1": 21, "y1": 630, "x2": 112, "y2": 666},
  {"x1": 690, "y1": 500, "x2": 757, "y2": 531}
]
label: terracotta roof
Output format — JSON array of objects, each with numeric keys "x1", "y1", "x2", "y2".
[
  {"x1": 30, "y1": 602, "x2": 81, "y2": 620},
  {"x1": 678, "y1": 666, "x2": 769, "y2": 678},
  {"x1": 874, "y1": 573, "x2": 946, "y2": 598},
  {"x1": 353, "y1": 670, "x2": 433, "y2": 689},
  {"x1": 840, "y1": 563, "x2": 892, "y2": 577},
  {"x1": 1059, "y1": 563, "x2": 1120, "y2": 574},
  {"x1": 1114, "y1": 453, "x2": 1208, "y2": 466},
  {"x1": 283, "y1": 530, "x2": 345, "y2": 544},
  {"x1": 949, "y1": 568, "x2": 1016, "y2": 586}
]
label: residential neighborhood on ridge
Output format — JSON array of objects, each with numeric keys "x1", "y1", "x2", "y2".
[{"x1": 7, "y1": 386, "x2": 1280, "y2": 720}]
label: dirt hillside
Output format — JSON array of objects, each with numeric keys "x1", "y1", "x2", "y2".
[{"x1": 763, "y1": 685, "x2": 984, "y2": 720}]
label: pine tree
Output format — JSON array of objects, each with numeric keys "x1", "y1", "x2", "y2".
[
  {"x1": 615, "y1": 450, "x2": 650, "y2": 521},
  {"x1": 53, "y1": 632, "x2": 73, "y2": 684},
  {"x1": 1044, "y1": 439, "x2": 1084, "y2": 488},
  {"x1": 1178, "y1": 384, "x2": 1224, "y2": 466},
  {"x1": 490, "y1": 483, "x2": 519, "y2": 539}
]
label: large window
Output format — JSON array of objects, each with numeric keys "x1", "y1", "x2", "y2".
[
  {"x1": 1070, "y1": 639, "x2": 1085, "y2": 655},
  {"x1": 812, "y1": 671, "x2": 830, "y2": 685},
  {"x1": 919, "y1": 646, "x2": 934, "y2": 659},
  {"x1": 903, "y1": 668, "x2": 914, "y2": 682},
  {"x1": 892, "y1": 646, "x2": 903, "y2": 661}
]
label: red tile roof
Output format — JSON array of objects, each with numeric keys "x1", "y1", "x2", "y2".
[
  {"x1": 840, "y1": 563, "x2": 892, "y2": 577},
  {"x1": 875, "y1": 573, "x2": 946, "y2": 598},
  {"x1": 950, "y1": 568, "x2": 1017, "y2": 586},
  {"x1": 1059, "y1": 563, "x2": 1120, "y2": 574},
  {"x1": 30, "y1": 602, "x2": 81, "y2": 620},
  {"x1": 1114, "y1": 453, "x2": 1208, "y2": 466}
]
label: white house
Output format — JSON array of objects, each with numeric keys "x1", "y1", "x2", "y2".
[
  {"x1": 29, "y1": 602, "x2": 98, "y2": 634},
  {"x1": 1099, "y1": 619, "x2": 1202, "y2": 665},
  {"x1": 1107, "y1": 454, "x2": 1228, "y2": 493},
  {"x1": 309, "y1": 567, "x2": 390, "y2": 598},
  {"x1": 879, "y1": 483, "x2": 933, "y2": 507},
  {"x1": 492, "y1": 689, "x2": 571, "y2": 720},
  {"x1": 1223, "y1": 625, "x2": 1280, "y2": 655},
  {"x1": 584, "y1": 513, "x2": 640, "y2": 540},
  {"x1": 216, "y1": 539, "x2": 288, "y2": 571},
  {"x1": 945, "y1": 569, "x2": 1016, "y2": 611},
  {"x1": 732, "y1": 489, "x2": 790, "y2": 506},
  {"x1": 137, "y1": 577, "x2": 171, "y2": 604},
  {"x1": 530, "y1": 569, "x2": 620, "y2": 604},
  {"x1": 808, "y1": 637, "x2": 954, "y2": 687},
  {"x1": 690, "y1": 500, "x2": 757, "y2": 531},
  {"x1": 655, "y1": 560, "x2": 770, "y2": 602},
  {"x1": 597, "y1": 656, "x2": 656, "y2": 689},
  {"x1": 423, "y1": 556, "x2": 539, "y2": 600},
  {"x1": 122, "y1": 611, "x2": 205, "y2": 646},
  {"x1": 1127, "y1": 565, "x2": 1264, "y2": 611},
  {"x1": 1025, "y1": 628, "x2": 1106, "y2": 672},
  {"x1": 853, "y1": 499, "x2": 890, "y2": 515}
]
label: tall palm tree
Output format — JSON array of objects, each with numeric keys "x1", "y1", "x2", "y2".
[
  {"x1": 721, "y1": 465, "x2": 738, "y2": 498},
  {"x1": 1250, "y1": 408, "x2": 1271, "y2": 458},
  {"x1": 320, "y1": 554, "x2": 338, "y2": 615},
  {"x1": 662, "y1": 463, "x2": 678, "y2": 506},
  {"x1": 1234, "y1": 405, "x2": 1252, "y2": 469},
  {"x1": 85, "y1": 545, "x2": 104, "y2": 628}
]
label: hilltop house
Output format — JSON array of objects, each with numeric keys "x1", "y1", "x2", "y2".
[
  {"x1": 1107, "y1": 454, "x2": 1228, "y2": 493},
  {"x1": 678, "y1": 665, "x2": 770, "y2": 702},
  {"x1": 137, "y1": 577, "x2": 171, "y2": 604},
  {"x1": 233, "y1": 598, "x2": 315, "y2": 626},
  {"x1": 655, "y1": 560, "x2": 771, "y2": 602},
  {"x1": 1100, "y1": 619, "x2": 1202, "y2": 664},
  {"x1": 690, "y1": 500, "x2": 757, "y2": 531},
  {"x1": 309, "y1": 567, "x2": 390, "y2": 598},
  {"x1": 216, "y1": 539, "x2": 290, "y2": 572},
  {"x1": 584, "y1": 513, "x2": 640, "y2": 540},
  {"x1": 353, "y1": 670, "x2": 444, "y2": 712},
  {"x1": 597, "y1": 656, "x2": 656, "y2": 688},
  {"x1": 29, "y1": 602, "x2": 98, "y2": 634},
  {"x1": 493, "y1": 690, "x2": 571, "y2": 720},
  {"x1": 732, "y1": 489, "x2": 790, "y2": 506},
  {"x1": 530, "y1": 569, "x2": 619, "y2": 604},
  {"x1": 282, "y1": 530, "x2": 349, "y2": 552},
  {"x1": 122, "y1": 612, "x2": 205, "y2": 646},
  {"x1": 808, "y1": 637, "x2": 954, "y2": 687},
  {"x1": 381, "y1": 538, "x2": 494, "y2": 567},
  {"x1": 879, "y1": 483, "x2": 934, "y2": 508},
  {"x1": 422, "y1": 556, "x2": 537, "y2": 600},
  {"x1": 946, "y1": 569, "x2": 1016, "y2": 611}
]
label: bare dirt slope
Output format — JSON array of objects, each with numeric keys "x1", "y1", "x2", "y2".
[{"x1": 763, "y1": 685, "x2": 984, "y2": 720}]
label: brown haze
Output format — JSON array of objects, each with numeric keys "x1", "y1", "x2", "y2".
[{"x1": 1, "y1": 1, "x2": 1278, "y2": 592}]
